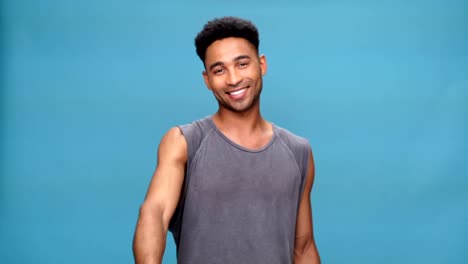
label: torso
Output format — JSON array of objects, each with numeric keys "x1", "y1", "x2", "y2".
[{"x1": 170, "y1": 116, "x2": 310, "y2": 264}]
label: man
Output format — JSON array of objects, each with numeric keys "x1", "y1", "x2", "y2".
[{"x1": 133, "y1": 16, "x2": 320, "y2": 264}]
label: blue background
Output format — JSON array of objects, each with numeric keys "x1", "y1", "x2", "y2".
[{"x1": 1, "y1": 0, "x2": 467, "y2": 263}]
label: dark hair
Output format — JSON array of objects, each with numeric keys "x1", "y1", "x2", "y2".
[{"x1": 195, "y1": 16, "x2": 260, "y2": 64}]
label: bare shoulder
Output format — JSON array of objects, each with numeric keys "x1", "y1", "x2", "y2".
[
  {"x1": 139, "y1": 127, "x2": 188, "y2": 230},
  {"x1": 142, "y1": 126, "x2": 188, "y2": 212},
  {"x1": 158, "y1": 126, "x2": 188, "y2": 164}
]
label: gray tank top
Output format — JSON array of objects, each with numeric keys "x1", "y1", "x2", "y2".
[{"x1": 169, "y1": 116, "x2": 310, "y2": 264}]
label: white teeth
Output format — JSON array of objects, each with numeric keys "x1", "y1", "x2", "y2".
[{"x1": 230, "y1": 88, "x2": 246, "y2": 96}]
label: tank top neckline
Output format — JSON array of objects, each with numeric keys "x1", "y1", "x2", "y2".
[{"x1": 207, "y1": 115, "x2": 278, "y2": 153}]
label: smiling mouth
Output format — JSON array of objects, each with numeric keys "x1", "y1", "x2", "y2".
[{"x1": 226, "y1": 86, "x2": 249, "y2": 95}]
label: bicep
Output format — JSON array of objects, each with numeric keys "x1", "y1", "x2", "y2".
[
  {"x1": 295, "y1": 149, "x2": 316, "y2": 242},
  {"x1": 141, "y1": 127, "x2": 187, "y2": 229}
]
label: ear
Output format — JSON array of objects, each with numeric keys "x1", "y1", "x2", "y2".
[
  {"x1": 202, "y1": 71, "x2": 212, "y2": 90},
  {"x1": 259, "y1": 54, "x2": 267, "y2": 76}
]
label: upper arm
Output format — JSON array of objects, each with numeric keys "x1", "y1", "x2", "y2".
[
  {"x1": 295, "y1": 148, "x2": 316, "y2": 247},
  {"x1": 141, "y1": 126, "x2": 187, "y2": 230}
]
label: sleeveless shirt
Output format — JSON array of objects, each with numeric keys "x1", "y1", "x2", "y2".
[{"x1": 169, "y1": 116, "x2": 311, "y2": 264}]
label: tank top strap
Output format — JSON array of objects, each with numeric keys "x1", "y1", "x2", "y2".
[{"x1": 178, "y1": 116, "x2": 214, "y2": 169}]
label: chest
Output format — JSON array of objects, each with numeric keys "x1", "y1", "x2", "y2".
[{"x1": 187, "y1": 136, "x2": 302, "y2": 201}]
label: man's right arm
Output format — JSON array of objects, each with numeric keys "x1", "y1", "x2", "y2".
[{"x1": 133, "y1": 127, "x2": 187, "y2": 264}]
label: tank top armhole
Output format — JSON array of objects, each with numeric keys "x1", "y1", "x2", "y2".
[
  {"x1": 169, "y1": 117, "x2": 211, "y2": 249},
  {"x1": 275, "y1": 126, "x2": 311, "y2": 199},
  {"x1": 300, "y1": 143, "x2": 312, "y2": 198},
  {"x1": 178, "y1": 124, "x2": 201, "y2": 170}
]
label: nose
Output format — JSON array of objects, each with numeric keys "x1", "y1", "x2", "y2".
[{"x1": 226, "y1": 69, "x2": 242, "y2": 87}]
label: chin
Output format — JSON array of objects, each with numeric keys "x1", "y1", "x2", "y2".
[{"x1": 229, "y1": 102, "x2": 257, "y2": 113}]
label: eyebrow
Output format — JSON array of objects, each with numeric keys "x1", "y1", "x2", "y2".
[
  {"x1": 233, "y1": 55, "x2": 251, "y2": 61},
  {"x1": 208, "y1": 55, "x2": 252, "y2": 71}
]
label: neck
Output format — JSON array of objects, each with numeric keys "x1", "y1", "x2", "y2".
[
  {"x1": 213, "y1": 104, "x2": 267, "y2": 134},
  {"x1": 212, "y1": 103, "x2": 274, "y2": 150}
]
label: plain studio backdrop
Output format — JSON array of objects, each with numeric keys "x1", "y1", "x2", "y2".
[{"x1": 1, "y1": 0, "x2": 467, "y2": 263}]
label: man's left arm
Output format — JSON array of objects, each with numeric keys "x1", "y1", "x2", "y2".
[{"x1": 294, "y1": 149, "x2": 321, "y2": 264}]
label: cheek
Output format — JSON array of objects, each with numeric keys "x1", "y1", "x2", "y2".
[
  {"x1": 247, "y1": 67, "x2": 262, "y2": 78},
  {"x1": 205, "y1": 78, "x2": 216, "y2": 90},
  {"x1": 210, "y1": 78, "x2": 226, "y2": 91}
]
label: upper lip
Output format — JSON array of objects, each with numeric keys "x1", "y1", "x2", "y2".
[{"x1": 226, "y1": 86, "x2": 249, "y2": 94}]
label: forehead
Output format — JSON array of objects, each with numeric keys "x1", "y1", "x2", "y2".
[{"x1": 204, "y1": 37, "x2": 257, "y2": 64}]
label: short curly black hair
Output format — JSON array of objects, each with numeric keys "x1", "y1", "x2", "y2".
[{"x1": 195, "y1": 16, "x2": 260, "y2": 64}]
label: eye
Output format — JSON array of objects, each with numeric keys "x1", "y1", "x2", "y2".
[
  {"x1": 239, "y1": 62, "x2": 249, "y2": 68},
  {"x1": 213, "y1": 68, "x2": 224, "y2": 75}
]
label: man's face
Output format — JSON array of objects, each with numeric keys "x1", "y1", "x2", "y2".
[{"x1": 203, "y1": 37, "x2": 267, "y2": 113}]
